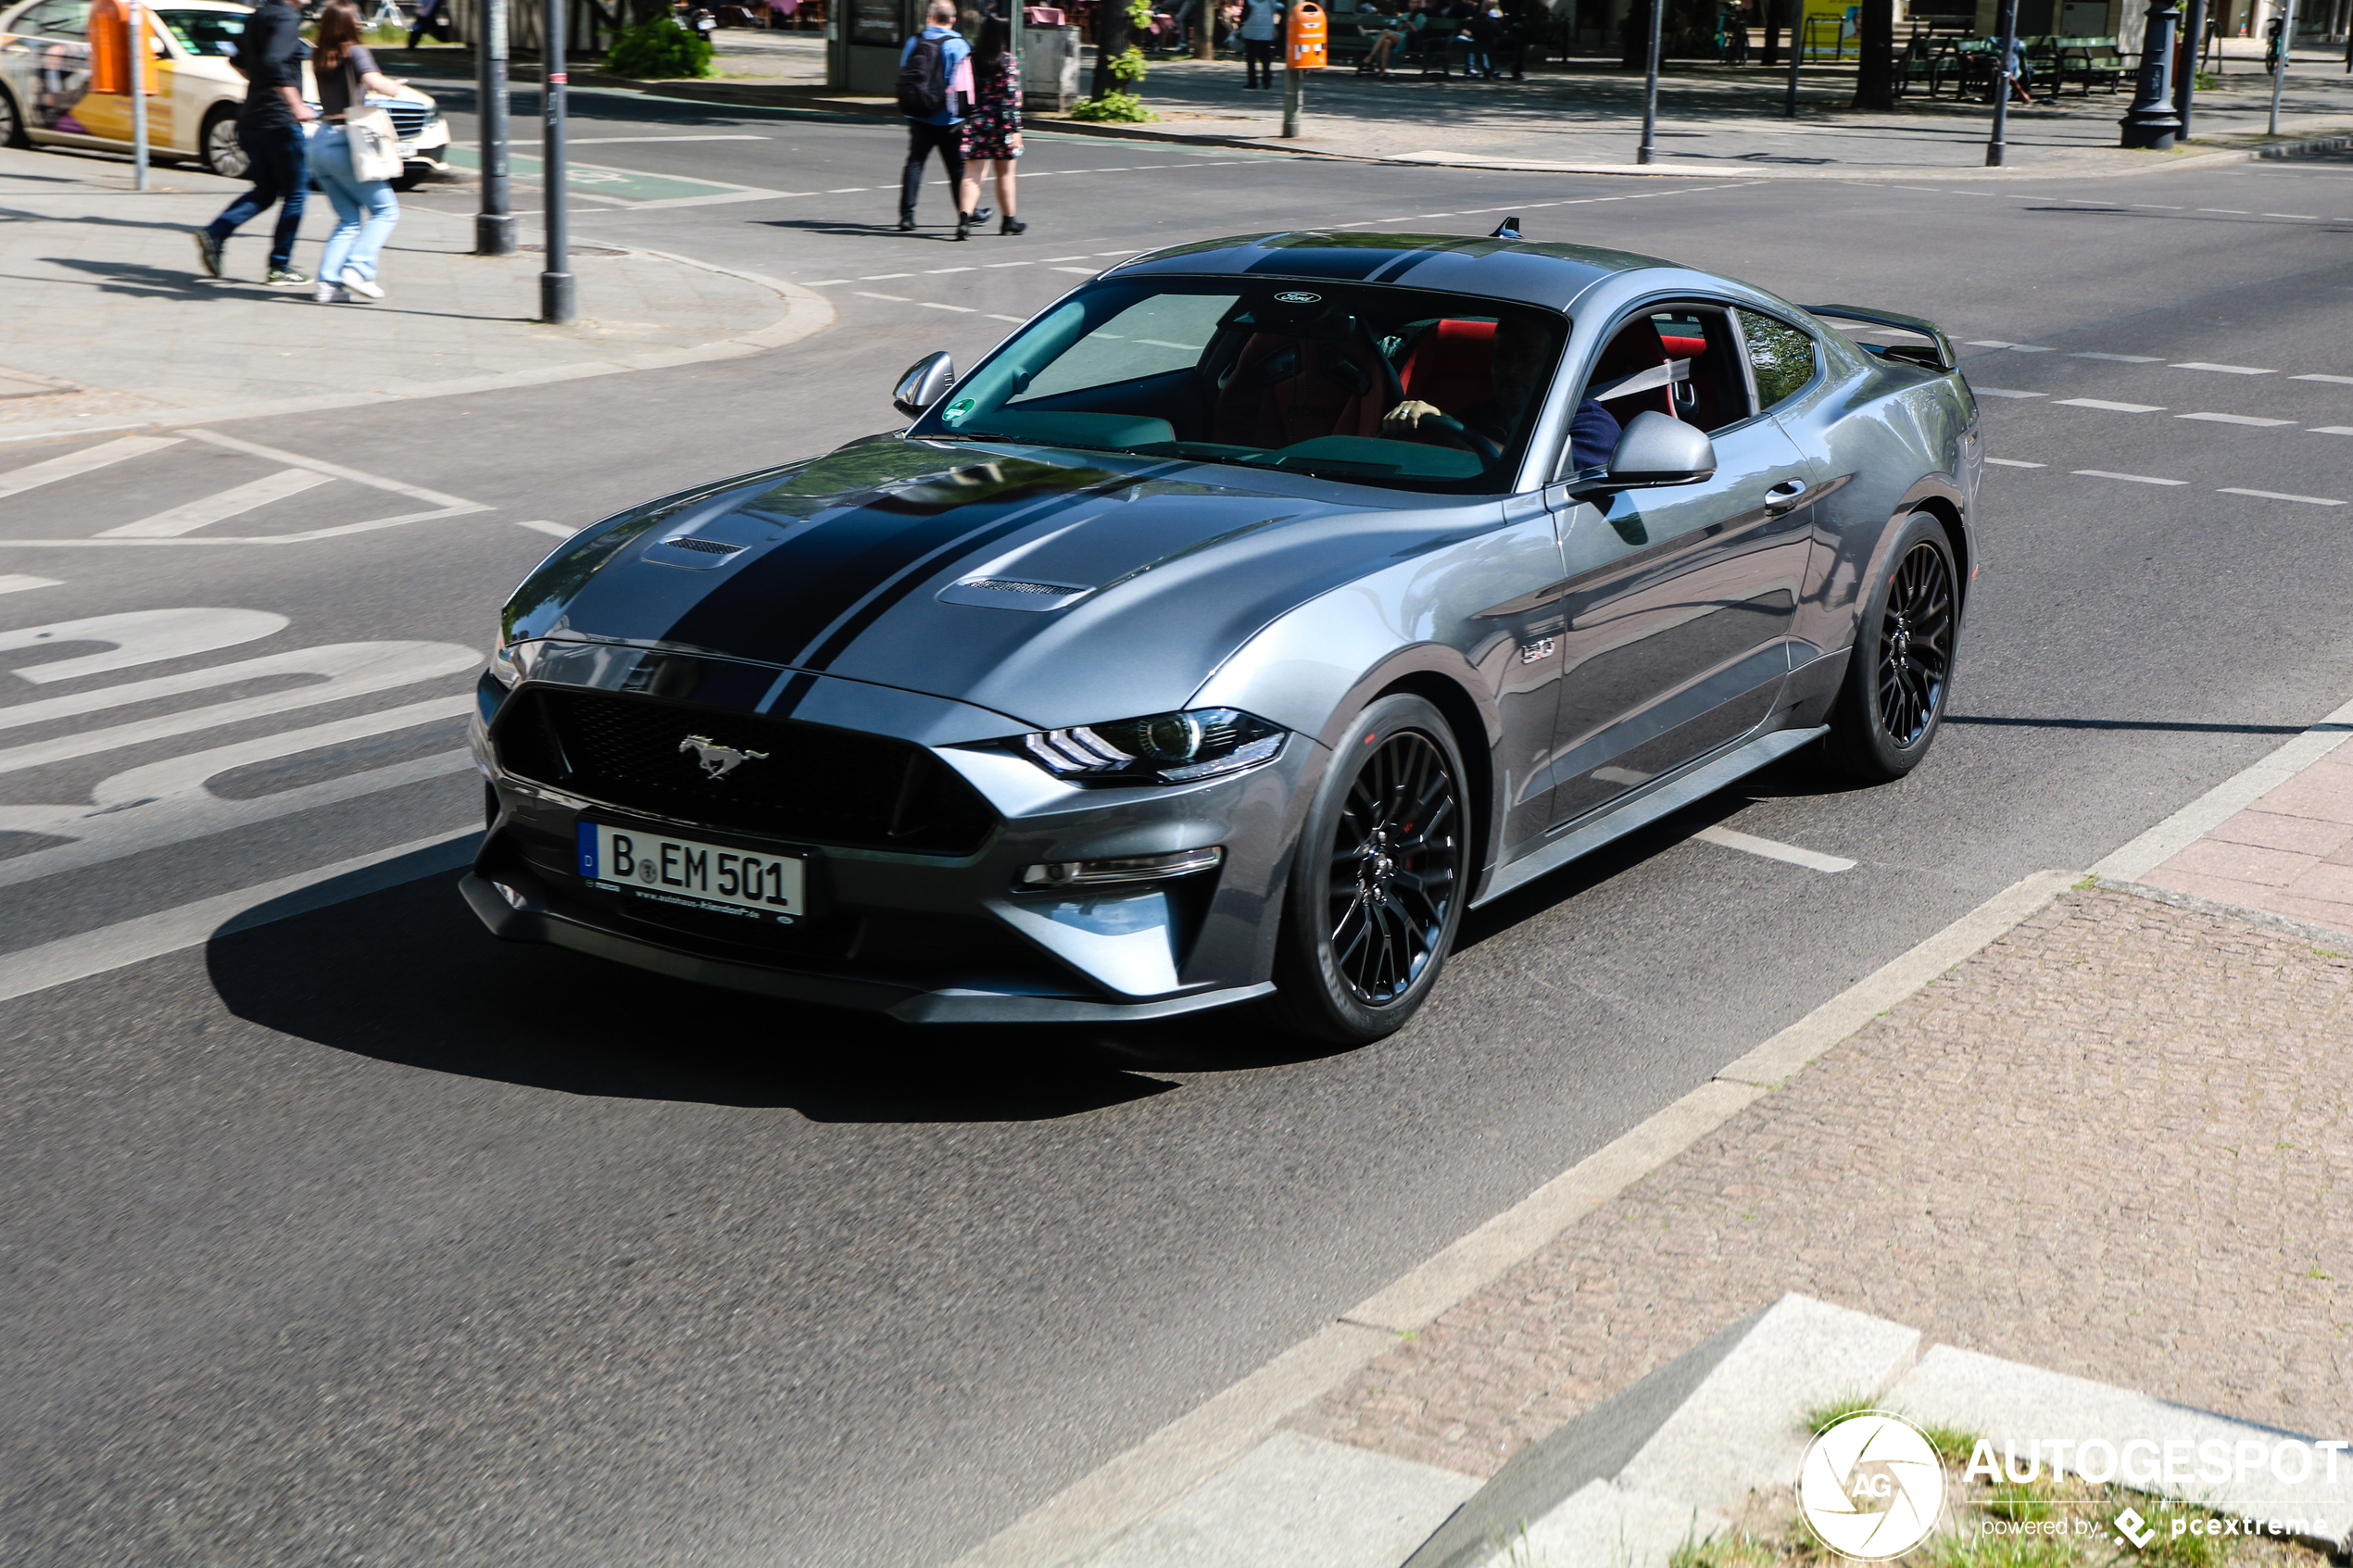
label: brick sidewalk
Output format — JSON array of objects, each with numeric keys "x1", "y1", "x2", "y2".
[
  {"x1": 2140, "y1": 744, "x2": 2353, "y2": 935},
  {"x1": 1289, "y1": 882, "x2": 2353, "y2": 1478}
]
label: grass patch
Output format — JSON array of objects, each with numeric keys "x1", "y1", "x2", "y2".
[{"x1": 1799, "y1": 1394, "x2": 1880, "y2": 1435}]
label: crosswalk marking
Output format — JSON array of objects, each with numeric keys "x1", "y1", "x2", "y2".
[
  {"x1": 514, "y1": 520, "x2": 576, "y2": 537},
  {"x1": 0, "y1": 574, "x2": 60, "y2": 595},
  {"x1": 0, "y1": 435, "x2": 182, "y2": 500},
  {"x1": 98, "y1": 468, "x2": 334, "y2": 538},
  {"x1": 1, "y1": 608, "x2": 286, "y2": 684}
]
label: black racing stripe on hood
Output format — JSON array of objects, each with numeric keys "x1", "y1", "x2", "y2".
[
  {"x1": 1369, "y1": 250, "x2": 1439, "y2": 282},
  {"x1": 657, "y1": 466, "x2": 1127, "y2": 671}
]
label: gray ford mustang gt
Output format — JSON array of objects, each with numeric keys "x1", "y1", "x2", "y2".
[{"x1": 466, "y1": 226, "x2": 1981, "y2": 1043}]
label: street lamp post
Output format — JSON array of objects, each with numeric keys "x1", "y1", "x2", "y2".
[
  {"x1": 1638, "y1": 0, "x2": 1664, "y2": 160},
  {"x1": 541, "y1": 0, "x2": 575, "y2": 322},
  {"x1": 1985, "y1": 0, "x2": 2018, "y2": 163},
  {"x1": 127, "y1": 0, "x2": 148, "y2": 191},
  {"x1": 2174, "y1": 0, "x2": 2207, "y2": 136},
  {"x1": 1783, "y1": 0, "x2": 1802, "y2": 117},
  {"x1": 476, "y1": 0, "x2": 516, "y2": 255},
  {"x1": 2120, "y1": 0, "x2": 2184, "y2": 148}
]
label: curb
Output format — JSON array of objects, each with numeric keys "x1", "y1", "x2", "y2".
[
  {"x1": 946, "y1": 867, "x2": 2080, "y2": 1568},
  {"x1": 0, "y1": 219, "x2": 837, "y2": 447}
]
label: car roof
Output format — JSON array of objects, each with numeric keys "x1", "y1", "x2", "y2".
[{"x1": 1107, "y1": 232, "x2": 1675, "y2": 312}]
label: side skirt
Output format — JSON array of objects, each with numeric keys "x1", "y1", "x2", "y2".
[{"x1": 1470, "y1": 724, "x2": 1829, "y2": 909}]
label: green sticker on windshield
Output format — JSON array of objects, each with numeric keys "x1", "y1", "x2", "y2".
[{"x1": 946, "y1": 398, "x2": 976, "y2": 422}]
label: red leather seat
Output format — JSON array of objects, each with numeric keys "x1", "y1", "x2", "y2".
[
  {"x1": 1591, "y1": 320, "x2": 1675, "y2": 420},
  {"x1": 1212, "y1": 332, "x2": 1390, "y2": 448},
  {"x1": 1398, "y1": 319, "x2": 1496, "y2": 414}
]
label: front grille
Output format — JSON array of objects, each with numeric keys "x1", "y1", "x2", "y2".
[
  {"x1": 494, "y1": 687, "x2": 996, "y2": 856},
  {"x1": 374, "y1": 99, "x2": 432, "y2": 141}
]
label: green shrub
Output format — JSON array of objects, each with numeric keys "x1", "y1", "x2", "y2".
[
  {"x1": 1065, "y1": 90, "x2": 1157, "y2": 120},
  {"x1": 606, "y1": 17, "x2": 713, "y2": 79}
]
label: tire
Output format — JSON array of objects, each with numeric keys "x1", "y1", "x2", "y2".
[
  {"x1": 1267, "y1": 694, "x2": 1470, "y2": 1045},
  {"x1": 1821, "y1": 510, "x2": 1959, "y2": 783},
  {"x1": 200, "y1": 105, "x2": 247, "y2": 179},
  {"x1": 0, "y1": 86, "x2": 26, "y2": 150}
]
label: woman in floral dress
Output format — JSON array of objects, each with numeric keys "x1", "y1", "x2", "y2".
[{"x1": 958, "y1": 17, "x2": 1028, "y2": 235}]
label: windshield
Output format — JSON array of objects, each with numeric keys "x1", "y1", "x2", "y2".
[
  {"x1": 912, "y1": 279, "x2": 1570, "y2": 495},
  {"x1": 156, "y1": 8, "x2": 246, "y2": 53}
]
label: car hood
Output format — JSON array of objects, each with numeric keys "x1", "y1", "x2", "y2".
[{"x1": 504, "y1": 436, "x2": 1500, "y2": 732}]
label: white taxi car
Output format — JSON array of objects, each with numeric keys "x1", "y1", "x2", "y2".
[{"x1": 0, "y1": 0, "x2": 449, "y2": 186}]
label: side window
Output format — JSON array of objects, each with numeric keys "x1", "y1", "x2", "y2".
[
  {"x1": 26, "y1": 0, "x2": 91, "y2": 35},
  {"x1": 1738, "y1": 310, "x2": 1818, "y2": 413},
  {"x1": 1563, "y1": 304, "x2": 1753, "y2": 475}
]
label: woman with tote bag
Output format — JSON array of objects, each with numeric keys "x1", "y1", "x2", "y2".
[
  {"x1": 308, "y1": 0, "x2": 404, "y2": 303},
  {"x1": 956, "y1": 17, "x2": 1026, "y2": 235}
]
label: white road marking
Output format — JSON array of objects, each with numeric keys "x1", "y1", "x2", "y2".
[
  {"x1": 0, "y1": 828, "x2": 478, "y2": 1007},
  {"x1": 0, "y1": 608, "x2": 285, "y2": 684},
  {"x1": 0, "y1": 435, "x2": 182, "y2": 500},
  {"x1": 2179, "y1": 411, "x2": 2295, "y2": 427},
  {"x1": 1693, "y1": 824, "x2": 1856, "y2": 873},
  {"x1": 925, "y1": 266, "x2": 976, "y2": 273},
  {"x1": 855, "y1": 291, "x2": 911, "y2": 301},
  {"x1": 806, "y1": 278, "x2": 850, "y2": 285},
  {"x1": 827, "y1": 186, "x2": 868, "y2": 193},
  {"x1": 1967, "y1": 340, "x2": 2053, "y2": 352},
  {"x1": 2262, "y1": 213, "x2": 2321, "y2": 220},
  {"x1": 986, "y1": 313, "x2": 1025, "y2": 322},
  {"x1": 922, "y1": 302, "x2": 977, "y2": 312},
  {"x1": 0, "y1": 574, "x2": 61, "y2": 594},
  {"x1": 984, "y1": 260, "x2": 1033, "y2": 268},
  {"x1": 2057, "y1": 398, "x2": 2164, "y2": 412},
  {"x1": 1983, "y1": 457, "x2": 2045, "y2": 467},
  {"x1": 2171, "y1": 361, "x2": 2273, "y2": 374},
  {"x1": 2292, "y1": 374, "x2": 2353, "y2": 385},
  {"x1": 1050, "y1": 267, "x2": 1097, "y2": 274},
  {"x1": 2217, "y1": 487, "x2": 2345, "y2": 506},
  {"x1": 97, "y1": 468, "x2": 333, "y2": 538},
  {"x1": 2196, "y1": 207, "x2": 2250, "y2": 214},
  {"x1": 0, "y1": 698, "x2": 474, "y2": 892},
  {"x1": 1039, "y1": 255, "x2": 1093, "y2": 261},
  {"x1": 2070, "y1": 352, "x2": 2160, "y2": 362},
  {"x1": 567, "y1": 133, "x2": 768, "y2": 144},
  {"x1": 1095, "y1": 250, "x2": 1144, "y2": 257},
  {"x1": 2310, "y1": 425, "x2": 2353, "y2": 436},
  {"x1": 860, "y1": 271, "x2": 914, "y2": 279},
  {"x1": 2074, "y1": 470, "x2": 2186, "y2": 485},
  {"x1": 1971, "y1": 388, "x2": 2045, "y2": 398},
  {"x1": 514, "y1": 520, "x2": 576, "y2": 537},
  {"x1": 2133, "y1": 203, "x2": 2185, "y2": 208},
  {"x1": 0, "y1": 642, "x2": 481, "y2": 773}
]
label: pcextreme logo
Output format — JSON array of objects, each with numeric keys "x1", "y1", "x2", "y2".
[{"x1": 1796, "y1": 1411, "x2": 1947, "y2": 1561}]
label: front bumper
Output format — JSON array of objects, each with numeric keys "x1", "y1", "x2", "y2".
[{"x1": 467, "y1": 648, "x2": 1315, "y2": 1022}]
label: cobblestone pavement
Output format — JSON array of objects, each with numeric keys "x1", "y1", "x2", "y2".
[
  {"x1": 2144, "y1": 746, "x2": 2353, "y2": 939},
  {"x1": 0, "y1": 149, "x2": 806, "y2": 433},
  {"x1": 1289, "y1": 884, "x2": 2353, "y2": 1477}
]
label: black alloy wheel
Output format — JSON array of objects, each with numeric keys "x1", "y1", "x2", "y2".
[
  {"x1": 1270, "y1": 694, "x2": 1467, "y2": 1044},
  {"x1": 0, "y1": 87, "x2": 26, "y2": 150},
  {"x1": 1875, "y1": 538, "x2": 1954, "y2": 747},
  {"x1": 1822, "y1": 510, "x2": 1959, "y2": 783}
]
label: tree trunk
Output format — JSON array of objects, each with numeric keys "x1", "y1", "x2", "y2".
[
  {"x1": 1851, "y1": 0, "x2": 1894, "y2": 106},
  {"x1": 1091, "y1": 0, "x2": 1132, "y2": 95},
  {"x1": 1762, "y1": 0, "x2": 1780, "y2": 64},
  {"x1": 1622, "y1": 0, "x2": 1651, "y2": 66}
]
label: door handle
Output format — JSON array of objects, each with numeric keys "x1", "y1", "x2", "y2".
[{"x1": 1764, "y1": 478, "x2": 1809, "y2": 512}]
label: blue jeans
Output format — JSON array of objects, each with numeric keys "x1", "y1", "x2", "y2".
[
  {"x1": 205, "y1": 119, "x2": 308, "y2": 270},
  {"x1": 309, "y1": 125, "x2": 400, "y2": 283}
]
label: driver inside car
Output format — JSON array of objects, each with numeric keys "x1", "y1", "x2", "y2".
[{"x1": 1379, "y1": 326, "x2": 1622, "y2": 470}]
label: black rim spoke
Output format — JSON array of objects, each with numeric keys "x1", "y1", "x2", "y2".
[
  {"x1": 1873, "y1": 540, "x2": 1954, "y2": 748},
  {"x1": 1322, "y1": 729, "x2": 1462, "y2": 1007}
]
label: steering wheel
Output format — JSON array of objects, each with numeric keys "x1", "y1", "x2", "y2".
[{"x1": 1419, "y1": 413, "x2": 1503, "y2": 468}]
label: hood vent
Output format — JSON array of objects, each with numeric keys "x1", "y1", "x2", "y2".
[
  {"x1": 647, "y1": 533, "x2": 749, "y2": 571},
  {"x1": 937, "y1": 575, "x2": 1093, "y2": 612}
]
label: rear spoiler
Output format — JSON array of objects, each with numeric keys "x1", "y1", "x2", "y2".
[{"x1": 1804, "y1": 304, "x2": 1957, "y2": 373}]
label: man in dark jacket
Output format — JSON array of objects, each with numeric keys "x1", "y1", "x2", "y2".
[{"x1": 193, "y1": 0, "x2": 312, "y2": 286}]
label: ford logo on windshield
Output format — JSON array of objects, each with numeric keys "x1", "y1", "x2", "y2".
[{"x1": 1272, "y1": 291, "x2": 1322, "y2": 304}]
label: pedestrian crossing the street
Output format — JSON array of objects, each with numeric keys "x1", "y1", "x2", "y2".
[{"x1": 0, "y1": 431, "x2": 489, "y2": 546}]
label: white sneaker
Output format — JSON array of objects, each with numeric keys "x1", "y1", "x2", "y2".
[
  {"x1": 313, "y1": 281, "x2": 344, "y2": 303},
  {"x1": 340, "y1": 269, "x2": 385, "y2": 300}
]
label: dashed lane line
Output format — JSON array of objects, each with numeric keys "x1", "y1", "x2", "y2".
[
  {"x1": 1983, "y1": 458, "x2": 2045, "y2": 468},
  {"x1": 0, "y1": 574, "x2": 60, "y2": 594},
  {"x1": 923, "y1": 302, "x2": 978, "y2": 313},
  {"x1": 854, "y1": 291, "x2": 911, "y2": 301},
  {"x1": 2313, "y1": 426, "x2": 2353, "y2": 436},
  {"x1": 1692, "y1": 824, "x2": 1856, "y2": 874},
  {"x1": 2181, "y1": 412, "x2": 2296, "y2": 427},
  {"x1": 2171, "y1": 361, "x2": 2275, "y2": 374},
  {"x1": 2218, "y1": 487, "x2": 2346, "y2": 507},
  {"x1": 1972, "y1": 388, "x2": 2045, "y2": 398},
  {"x1": 1050, "y1": 267, "x2": 1098, "y2": 274},
  {"x1": 1967, "y1": 340, "x2": 2055, "y2": 352},
  {"x1": 2074, "y1": 470, "x2": 2187, "y2": 486},
  {"x1": 514, "y1": 520, "x2": 576, "y2": 538},
  {"x1": 2056, "y1": 398, "x2": 2163, "y2": 412},
  {"x1": 2070, "y1": 352, "x2": 2161, "y2": 363},
  {"x1": 2294, "y1": 374, "x2": 2353, "y2": 386}
]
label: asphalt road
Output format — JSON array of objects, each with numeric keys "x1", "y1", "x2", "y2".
[{"x1": 5, "y1": 90, "x2": 2353, "y2": 1565}]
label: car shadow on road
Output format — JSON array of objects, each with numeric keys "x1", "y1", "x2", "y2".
[{"x1": 203, "y1": 868, "x2": 1331, "y2": 1120}]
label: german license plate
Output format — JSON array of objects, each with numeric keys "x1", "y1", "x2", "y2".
[{"x1": 575, "y1": 822, "x2": 805, "y2": 924}]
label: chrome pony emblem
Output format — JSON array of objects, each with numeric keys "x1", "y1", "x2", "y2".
[{"x1": 679, "y1": 735, "x2": 768, "y2": 780}]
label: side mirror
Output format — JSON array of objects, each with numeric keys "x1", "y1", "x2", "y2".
[
  {"x1": 892, "y1": 352, "x2": 956, "y2": 420},
  {"x1": 1594, "y1": 410, "x2": 1717, "y2": 491}
]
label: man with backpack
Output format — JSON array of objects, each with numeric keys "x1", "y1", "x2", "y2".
[
  {"x1": 191, "y1": 0, "x2": 312, "y2": 285},
  {"x1": 897, "y1": 0, "x2": 974, "y2": 238}
]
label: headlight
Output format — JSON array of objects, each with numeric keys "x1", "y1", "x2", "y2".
[
  {"x1": 1013, "y1": 708, "x2": 1286, "y2": 785},
  {"x1": 490, "y1": 632, "x2": 521, "y2": 687}
]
